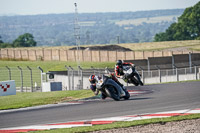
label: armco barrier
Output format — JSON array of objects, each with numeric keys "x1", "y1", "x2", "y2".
[{"x1": 0, "y1": 80, "x2": 16, "y2": 96}]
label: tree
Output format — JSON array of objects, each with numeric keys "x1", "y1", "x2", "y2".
[
  {"x1": 13, "y1": 33, "x2": 37, "y2": 47},
  {"x1": 154, "y1": 1, "x2": 200, "y2": 41},
  {"x1": 0, "y1": 43, "x2": 13, "y2": 48},
  {"x1": 0, "y1": 35, "x2": 3, "y2": 43}
]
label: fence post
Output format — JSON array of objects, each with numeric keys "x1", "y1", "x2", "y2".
[
  {"x1": 147, "y1": 58, "x2": 150, "y2": 76},
  {"x1": 172, "y1": 55, "x2": 175, "y2": 74},
  {"x1": 176, "y1": 69, "x2": 179, "y2": 82},
  {"x1": 78, "y1": 66, "x2": 83, "y2": 90},
  {"x1": 27, "y1": 66, "x2": 33, "y2": 92},
  {"x1": 156, "y1": 65, "x2": 161, "y2": 83},
  {"x1": 141, "y1": 69, "x2": 144, "y2": 84},
  {"x1": 6, "y1": 66, "x2": 11, "y2": 80},
  {"x1": 17, "y1": 66, "x2": 23, "y2": 92},
  {"x1": 189, "y1": 52, "x2": 192, "y2": 73},
  {"x1": 37, "y1": 66, "x2": 43, "y2": 92},
  {"x1": 69, "y1": 66, "x2": 74, "y2": 90},
  {"x1": 174, "y1": 65, "x2": 179, "y2": 82},
  {"x1": 195, "y1": 66, "x2": 197, "y2": 80},
  {"x1": 138, "y1": 66, "x2": 145, "y2": 84},
  {"x1": 65, "y1": 65, "x2": 71, "y2": 90}
]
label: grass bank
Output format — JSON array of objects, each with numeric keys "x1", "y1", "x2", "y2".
[
  {"x1": 119, "y1": 40, "x2": 200, "y2": 51},
  {"x1": 0, "y1": 60, "x2": 115, "y2": 72},
  {"x1": 0, "y1": 90, "x2": 93, "y2": 110}
]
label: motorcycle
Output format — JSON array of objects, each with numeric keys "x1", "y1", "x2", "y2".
[
  {"x1": 97, "y1": 75, "x2": 130, "y2": 101},
  {"x1": 123, "y1": 65, "x2": 144, "y2": 86}
]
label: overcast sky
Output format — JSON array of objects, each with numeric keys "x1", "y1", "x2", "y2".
[{"x1": 0, "y1": 0, "x2": 199, "y2": 15}]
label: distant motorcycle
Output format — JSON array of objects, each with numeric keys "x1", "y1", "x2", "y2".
[
  {"x1": 123, "y1": 66, "x2": 144, "y2": 86},
  {"x1": 97, "y1": 75, "x2": 130, "y2": 101}
]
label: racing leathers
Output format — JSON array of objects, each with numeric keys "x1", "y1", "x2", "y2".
[{"x1": 115, "y1": 62, "x2": 134, "y2": 78}]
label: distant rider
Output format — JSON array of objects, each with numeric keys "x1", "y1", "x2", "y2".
[
  {"x1": 89, "y1": 73, "x2": 125, "y2": 100},
  {"x1": 114, "y1": 60, "x2": 134, "y2": 82}
]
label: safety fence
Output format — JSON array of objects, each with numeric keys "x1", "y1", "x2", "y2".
[
  {"x1": 141, "y1": 66, "x2": 200, "y2": 84},
  {"x1": 0, "y1": 67, "x2": 41, "y2": 92},
  {"x1": 0, "y1": 65, "x2": 200, "y2": 92},
  {"x1": 50, "y1": 65, "x2": 200, "y2": 90}
]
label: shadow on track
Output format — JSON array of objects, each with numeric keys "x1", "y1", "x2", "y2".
[{"x1": 126, "y1": 97, "x2": 153, "y2": 101}]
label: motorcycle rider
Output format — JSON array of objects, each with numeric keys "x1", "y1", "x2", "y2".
[
  {"x1": 89, "y1": 73, "x2": 126, "y2": 99},
  {"x1": 115, "y1": 60, "x2": 134, "y2": 82}
]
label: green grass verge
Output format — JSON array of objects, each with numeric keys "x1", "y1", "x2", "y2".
[
  {"x1": 0, "y1": 90, "x2": 93, "y2": 110},
  {"x1": 34, "y1": 113, "x2": 200, "y2": 133},
  {"x1": 0, "y1": 60, "x2": 115, "y2": 72}
]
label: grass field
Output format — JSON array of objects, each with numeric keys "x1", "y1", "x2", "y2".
[
  {"x1": 0, "y1": 60, "x2": 115, "y2": 72},
  {"x1": 0, "y1": 90, "x2": 93, "y2": 110}
]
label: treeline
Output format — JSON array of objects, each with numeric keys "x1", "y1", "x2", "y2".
[
  {"x1": 154, "y1": 1, "x2": 200, "y2": 41},
  {"x1": 0, "y1": 9, "x2": 184, "y2": 46},
  {"x1": 0, "y1": 33, "x2": 36, "y2": 48}
]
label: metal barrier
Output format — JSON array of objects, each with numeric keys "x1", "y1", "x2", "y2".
[
  {"x1": 61, "y1": 65, "x2": 200, "y2": 90},
  {"x1": 142, "y1": 66, "x2": 200, "y2": 84},
  {"x1": 0, "y1": 66, "x2": 42, "y2": 92}
]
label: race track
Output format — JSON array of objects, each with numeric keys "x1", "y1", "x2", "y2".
[{"x1": 0, "y1": 81, "x2": 200, "y2": 129}]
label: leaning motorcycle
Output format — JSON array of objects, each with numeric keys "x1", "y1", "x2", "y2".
[
  {"x1": 123, "y1": 66, "x2": 144, "y2": 86},
  {"x1": 97, "y1": 76, "x2": 130, "y2": 101}
]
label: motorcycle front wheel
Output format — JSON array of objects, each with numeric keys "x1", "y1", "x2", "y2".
[
  {"x1": 123, "y1": 89, "x2": 130, "y2": 100},
  {"x1": 131, "y1": 76, "x2": 139, "y2": 86}
]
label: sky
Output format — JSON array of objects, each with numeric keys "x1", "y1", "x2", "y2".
[{"x1": 0, "y1": 0, "x2": 199, "y2": 15}]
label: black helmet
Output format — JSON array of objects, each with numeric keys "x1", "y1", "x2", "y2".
[{"x1": 116, "y1": 60, "x2": 122, "y2": 65}]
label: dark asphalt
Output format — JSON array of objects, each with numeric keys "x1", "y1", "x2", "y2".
[{"x1": 0, "y1": 81, "x2": 200, "y2": 129}]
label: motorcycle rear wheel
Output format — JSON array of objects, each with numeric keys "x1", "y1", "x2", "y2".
[
  {"x1": 131, "y1": 77, "x2": 139, "y2": 86},
  {"x1": 139, "y1": 81, "x2": 144, "y2": 86},
  {"x1": 105, "y1": 87, "x2": 120, "y2": 101}
]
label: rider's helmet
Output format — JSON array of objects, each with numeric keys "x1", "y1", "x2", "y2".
[
  {"x1": 116, "y1": 60, "x2": 123, "y2": 66},
  {"x1": 89, "y1": 75, "x2": 96, "y2": 84}
]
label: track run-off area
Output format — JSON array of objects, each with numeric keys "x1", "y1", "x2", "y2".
[{"x1": 0, "y1": 81, "x2": 200, "y2": 132}]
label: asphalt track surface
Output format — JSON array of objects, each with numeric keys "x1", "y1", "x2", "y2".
[{"x1": 0, "y1": 81, "x2": 200, "y2": 129}]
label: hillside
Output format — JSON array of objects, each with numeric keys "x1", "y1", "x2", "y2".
[{"x1": 0, "y1": 9, "x2": 184, "y2": 46}]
